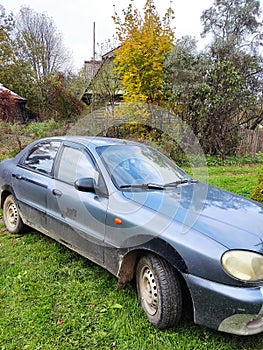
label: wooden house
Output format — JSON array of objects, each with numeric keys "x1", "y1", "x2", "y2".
[{"x1": 0, "y1": 84, "x2": 27, "y2": 122}]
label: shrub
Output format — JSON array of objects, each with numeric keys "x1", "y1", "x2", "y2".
[
  {"x1": 103, "y1": 122, "x2": 191, "y2": 166},
  {"x1": 251, "y1": 166, "x2": 263, "y2": 203},
  {"x1": 25, "y1": 119, "x2": 65, "y2": 138},
  {"x1": 0, "y1": 119, "x2": 68, "y2": 160}
]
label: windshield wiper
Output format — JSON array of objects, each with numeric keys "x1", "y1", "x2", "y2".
[
  {"x1": 164, "y1": 179, "x2": 197, "y2": 187},
  {"x1": 120, "y1": 183, "x2": 165, "y2": 190},
  {"x1": 120, "y1": 179, "x2": 198, "y2": 190}
]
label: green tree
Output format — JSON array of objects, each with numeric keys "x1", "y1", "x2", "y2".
[
  {"x1": 113, "y1": 0, "x2": 174, "y2": 104},
  {"x1": 0, "y1": 5, "x2": 83, "y2": 120},
  {"x1": 66, "y1": 68, "x2": 91, "y2": 102},
  {"x1": 166, "y1": 0, "x2": 263, "y2": 157},
  {"x1": 201, "y1": 0, "x2": 263, "y2": 51},
  {"x1": 0, "y1": 5, "x2": 15, "y2": 65},
  {"x1": 91, "y1": 59, "x2": 121, "y2": 106},
  {"x1": 195, "y1": 59, "x2": 249, "y2": 156},
  {"x1": 200, "y1": 0, "x2": 263, "y2": 155},
  {"x1": 165, "y1": 37, "x2": 209, "y2": 118}
]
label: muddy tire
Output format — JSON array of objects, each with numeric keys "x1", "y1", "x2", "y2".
[
  {"x1": 136, "y1": 254, "x2": 182, "y2": 329},
  {"x1": 3, "y1": 194, "x2": 25, "y2": 234}
]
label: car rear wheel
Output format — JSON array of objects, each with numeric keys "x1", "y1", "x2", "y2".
[
  {"x1": 136, "y1": 254, "x2": 182, "y2": 329},
  {"x1": 3, "y1": 194, "x2": 25, "y2": 234}
]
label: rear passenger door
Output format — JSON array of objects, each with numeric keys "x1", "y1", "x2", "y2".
[{"x1": 12, "y1": 140, "x2": 61, "y2": 230}]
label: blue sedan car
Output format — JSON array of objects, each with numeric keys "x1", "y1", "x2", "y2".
[{"x1": 0, "y1": 136, "x2": 263, "y2": 335}]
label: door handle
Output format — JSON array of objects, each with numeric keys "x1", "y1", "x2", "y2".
[
  {"x1": 52, "y1": 189, "x2": 62, "y2": 197},
  {"x1": 12, "y1": 174, "x2": 22, "y2": 180}
]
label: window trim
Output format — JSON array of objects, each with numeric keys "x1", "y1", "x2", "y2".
[
  {"x1": 18, "y1": 140, "x2": 61, "y2": 177},
  {"x1": 54, "y1": 142, "x2": 109, "y2": 196}
]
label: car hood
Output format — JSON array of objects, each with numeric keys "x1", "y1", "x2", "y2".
[{"x1": 122, "y1": 182, "x2": 263, "y2": 251}]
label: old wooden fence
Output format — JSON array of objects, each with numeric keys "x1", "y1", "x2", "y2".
[{"x1": 237, "y1": 128, "x2": 263, "y2": 156}]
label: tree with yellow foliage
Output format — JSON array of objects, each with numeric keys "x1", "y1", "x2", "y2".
[{"x1": 112, "y1": 0, "x2": 174, "y2": 105}]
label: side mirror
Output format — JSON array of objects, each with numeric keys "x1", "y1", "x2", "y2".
[{"x1": 74, "y1": 177, "x2": 96, "y2": 193}]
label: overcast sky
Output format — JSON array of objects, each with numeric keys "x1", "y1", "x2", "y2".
[{"x1": 1, "y1": 0, "x2": 261, "y2": 71}]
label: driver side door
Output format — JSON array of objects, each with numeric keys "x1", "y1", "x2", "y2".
[{"x1": 46, "y1": 143, "x2": 108, "y2": 263}]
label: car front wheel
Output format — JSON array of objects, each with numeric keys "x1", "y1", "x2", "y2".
[
  {"x1": 3, "y1": 194, "x2": 25, "y2": 234},
  {"x1": 136, "y1": 254, "x2": 182, "y2": 329}
]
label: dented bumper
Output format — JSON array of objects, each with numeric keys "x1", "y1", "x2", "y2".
[{"x1": 185, "y1": 274, "x2": 263, "y2": 335}]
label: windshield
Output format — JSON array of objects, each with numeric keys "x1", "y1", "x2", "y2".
[{"x1": 96, "y1": 144, "x2": 190, "y2": 189}]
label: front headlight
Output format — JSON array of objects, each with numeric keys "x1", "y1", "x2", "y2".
[{"x1": 221, "y1": 250, "x2": 263, "y2": 282}]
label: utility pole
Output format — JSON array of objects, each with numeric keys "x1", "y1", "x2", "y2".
[
  {"x1": 92, "y1": 21, "x2": 96, "y2": 112},
  {"x1": 93, "y1": 21, "x2": 96, "y2": 61}
]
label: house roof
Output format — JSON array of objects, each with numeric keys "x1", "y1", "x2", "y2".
[{"x1": 0, "y1": 84, "x2": 27, "y2": 102}]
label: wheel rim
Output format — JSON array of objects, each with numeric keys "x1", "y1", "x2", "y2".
[
  {"x1": 139, "y1": 266, "x2": 158, "y2": 316},
  {"x1": 6, "y1": 201, "x2": 19, "y2": 228}
]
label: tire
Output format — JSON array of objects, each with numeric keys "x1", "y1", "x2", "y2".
[
  {"x1": 136, "y1": 254, "x2": 182, "y2": 329},
  {"x1": 3, "y1": 194, "x2": 25, "y2": 234}
]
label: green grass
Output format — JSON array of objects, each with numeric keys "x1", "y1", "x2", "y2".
[
  {"x1": 0, "y1": 165, "x2": 263, "y2": 349},
  {"x1": 206, "y1": 165, "x2": 260, "y2": 198}
]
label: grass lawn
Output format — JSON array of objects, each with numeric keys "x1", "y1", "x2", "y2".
[
  {"x1": 206, "y1": 165, "x2": 261, "y2": 198},
  {"x1": 0, "y1": 165, "x2": 262, "y2": 349}
]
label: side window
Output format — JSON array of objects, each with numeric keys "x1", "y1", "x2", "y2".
[
  {"x1": 57, "y1": 146, "x2": 98, "y2": 185},
  {"x1": 22, "y1": 141, "x2": 60, "y2": 175}
]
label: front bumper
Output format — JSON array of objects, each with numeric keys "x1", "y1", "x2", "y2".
[{"x1": 184, "y1": 274, "x2": 263, "y2": 335}]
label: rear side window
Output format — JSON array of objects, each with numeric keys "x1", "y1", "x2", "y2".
[{"x1": 21, "y1": 141, "x2": 61, "y2": 175}]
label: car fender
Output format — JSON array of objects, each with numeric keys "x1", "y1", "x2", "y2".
[
  {"x1": 116, "y1": 237, "x2": 188, "y2": 290},
  {"x1": 0, "y1": 184, "x2": 15, "y2": 208}
]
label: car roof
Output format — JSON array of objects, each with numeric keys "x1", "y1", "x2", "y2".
[{"x1": 44, "y1": 136, "x2": 141, "y2": 148}]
